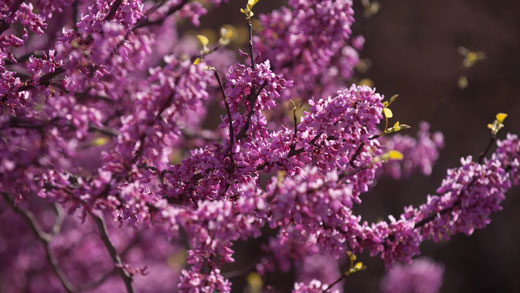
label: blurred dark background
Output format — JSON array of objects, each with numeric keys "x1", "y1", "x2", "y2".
[{"x1": 199, "y1": 0, "x2": 520, "y2": 292}]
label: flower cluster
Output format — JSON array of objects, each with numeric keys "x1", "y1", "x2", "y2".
[
  {"x1": 256, "y1": 0, "x2": 359, "y2": 98},
  {"x1": 1, "y1": 0, "x2": 519, "y2": 292},
  {"x1": 382, "y1": 122, "x2": 444, "y2": 179},
  {"x1": 380, "y1": 257, "x2": 444, "y2": 293}
]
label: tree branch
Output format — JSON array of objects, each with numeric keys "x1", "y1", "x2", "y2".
[
  {"x1": 132, "y1": 0, "x2": 189, "y2": 30},
  {"x1": 105, "y1": 0, "x2": 123, "y2": 21},
  {"x1": 247, "y1": 20, "x2": 255, "y2": 69},
  {"x1": 1, "y1": 192, "x2": 77, "y2": 293},
  {"x1": 213, "y1": 70, "x2": 235, "y2": 167},
  {"x1": 415, "y1": 133, "x2": 499, "y2": 229},
  {"x1": 89, "y1": 211, "x2": 134, "y2": 293},
  {"x1": 236, "y1": 81, "x2": 267, "y2": 140}
]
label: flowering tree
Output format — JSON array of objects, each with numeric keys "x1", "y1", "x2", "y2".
[{"x1": 1, "y1": 0, "x2": 519, "y2": 292}]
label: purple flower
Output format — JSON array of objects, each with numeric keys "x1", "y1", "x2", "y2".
[{"x1": 380, "y1": 257, "x2": 444, "y2": 293}]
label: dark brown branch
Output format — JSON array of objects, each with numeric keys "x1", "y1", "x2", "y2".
[
  {"x1": 414, "y1": 200, "x2": 459, "y2": 229},
  {"x1": 415, "y1": 133, "x2": 499, "y2": 229},
  {"x1": 105, "y1": 0, "x2": 123, "y2": 21},
  {"x1": 478, "y1": 136, "x2": 496, "y2": 164},
  {"x1": 322, "y1": 274, "x2": 344, "y2": 292},
  {"x1": 247, "y1": 20, "x2": 255, "y2": 69},
  {"x1": 236, "y1": 81, "x2": 268, "y2": 140},
  {"x1": 347, "y1": 142, "x2": 365, "y2": 168},
  {"x1": 76, "y1": 269, "x2": 116, "y2": 292},
  {"x1": 1, "y1": 192, "x2": 77, "y2": 293},
  {"x1": 221, "y1": 255, "x2": 262, "y2": 279},
  {"x1": 180, "y1": 128, "x2": 219, "y2": 142},
  {"x1": 90, "y1": 212, "x2": 134, "y2": 293},
  {"x1": 72, "y1": 0, "x2": 79, "y2": 31},
  {"x1": 214, "y1": 70, "x2": 235, "y2": 166},
  {"x1": 88, "y1": 123, "x2": 120, "y2": 137},
  {"x1": 15, "y1": 67, "x2": 65, "y2": 93},
  {"x1": 132, "y1": 0, "x2": 189, "y2": 30}
]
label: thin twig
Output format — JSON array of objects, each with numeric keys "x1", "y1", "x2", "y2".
[
  {"x1": 50, "y1": 203, "x2": 66, "y2": 236},
  {"x1": 90, "y1": 211, "x2": 134, "y2": 293},
  {"x1": 76, "y1": 269, "x2": 116, "y2": 292},
  {"x1": 221, "y1": 255, "x2": 262, "y2": 279},
  {"x1": 88, "y1": 123, "x2": 120, "y2": 137},
  {"x1": 415, "y1": 133, "x2": 499, "y2": 229},
  {"x1": 213, "y1": 70, "x2": 235, "y2": 166},
  {"x1": 236, "y1": 81, "x2": 268, "y2": 140},
  {"x1": 1, "y1": 192, "x2": 76, "y2": 293},
  {"x1": 132, "y1": 0, "x2": 189, "y2": 30},
  {"x1": 247, "y1": 20, "x2": 255, "y2": 69},
  {"x1": 349, "y1": 142, "x2": 365, "y2": 167},
  {"x1": 478, "y1": 136, "x2": 496, "y2": 164},
  {"x1": 322, "y1": 274, "x2": 344, "y2": 292}
]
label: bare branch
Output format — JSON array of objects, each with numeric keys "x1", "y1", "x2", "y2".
[
  {"x1": 213, "y1": 70, "x2": 235, "y2": 167},
  {"x1": 76, "y1": 269, "x2": 116, "y2": 292},
  {"x1": 50, "y1": 203, "x2": 66, "y2": 236},
  {"x1": 89, "y1": 211, "x2": 134, "y2": 293},
  {"x1": 247, "y1": 20, "x2": 255, "y2": 69},
  {"x1": 1, "y1": 192, "x2": 76, "y2": 293}
]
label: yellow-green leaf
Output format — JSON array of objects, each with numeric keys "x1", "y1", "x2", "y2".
[
  {"x1": 248, "y1": 0, "x2": 260, "y2": 8},
  {"x1": 496, "y1": 113, "x2": 508, "y2": 123},
  {"x1": 359, "y1": 78, "x2": 374, "y2": 87},
  {"x1": 247, "y1": 272, "x2": 263, "y2": 292},
  {"x1": 91, "y1": 137, "x2": 110, "y2": 146},
  {"x1": 347, "y1": 251, "x2": 356, "y2": 261},
  {"x1": 196, "y1": 34, "x2": 209, "y2": 47},
  {"x1": 389, "y1": 94, "x2": 399, "y2": 105},
  {"x1": 383, "y1": 107, "x2": 393, "y2": 118},
  {"x1": 353, "y1": 262, "x2": 364, "y2": 271},
  {"x1": 388, "y1": 150, "x2": 403, "y2": 160},
  {"x1": 457, "y1": 76, "x2": 468, "y2": 89}
]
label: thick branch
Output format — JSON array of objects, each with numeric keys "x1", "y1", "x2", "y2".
[{"x1": 105, "y1": 0, "x2": 123, "y2": 21}]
